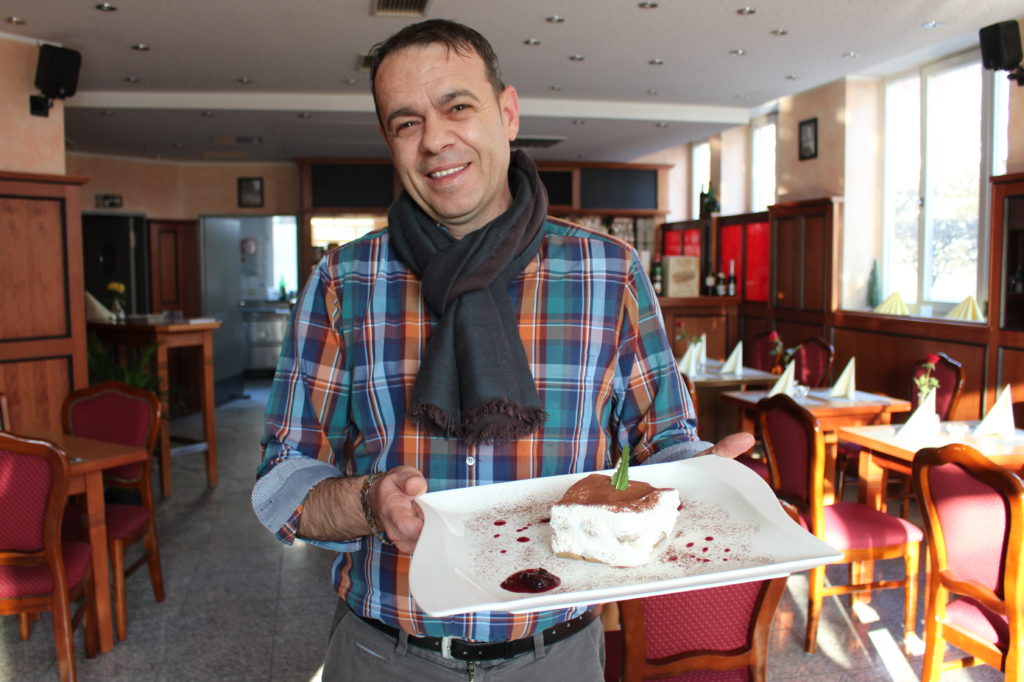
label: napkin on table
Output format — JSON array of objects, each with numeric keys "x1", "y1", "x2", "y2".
[
  {"x1": 698, "y1": 333, "x2": 708, "y2": 367},
  {"x1": 85, "y1": 290, "x2": 117, "y2": 323},
  {"x1": 721, "y1": 341, "x2": 743, "y2": 375},
  {"x1": 677, "y1": 343, "x2": 700, "y2": 376},
  {"x1": 974, "y1": 385, "x2": 1017, "y2": 440},
  {"x1": 896, "y1": 389, "x2": 941, "y2": 444},
  {"x1": 829, "y1": 357, "x2": 857, "y2": 400},
  {"x1": 768, "y1": 361, "x2": 796, "y2": 398},
  {"x1": 874, "y1": 292, "x2": 909, "y2": 316},
  {"x1": 944, "y1": 296, "x2": 985, "y2": 321}
]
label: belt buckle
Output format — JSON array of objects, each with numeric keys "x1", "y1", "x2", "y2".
[{"x1": 440, "y1": 635, "x2": 455, "y2": 660}]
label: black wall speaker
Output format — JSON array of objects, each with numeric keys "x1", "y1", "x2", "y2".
[
  {"x1": 34, "y1": 44, "x2": 81, "y2": 99},
  {"x1": 979, "y1": 21, "x2": 1022, "y2": 71}
]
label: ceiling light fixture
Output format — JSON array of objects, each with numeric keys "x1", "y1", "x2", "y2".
[
  {"x1": 132, "y1": 43, "x2": 150, "y2": 51},
  {"x1": 655, "y1": 121, "x2": 669, "y2": 128},
  {"x1": 123, "y1": 76, "x2": 140, "y2": 83},
  {"x1": 172, "y1": 142, "x2": 184, "y2": 149},
  {"x1": 648, "y1": 58, "x2": 664, "y2": 65},
  {"x1": 736, "y1": 7, "x2": 756, "y2": 15},
  {"x1": 549, "y1": 85, "x2": 562, "y2": 91},
  {"x1": 638, "y1": 1, "x2": 659, "y2": 8},
  {"x1": 95, "y1": 3, "x2": 117, "y2": 11},
  {"x1": 785, "y1": 74, "x2": 799, "y2": 80},
  {"x1": 344, "y1": 77, "x2": 358, "y2": 85},
  {"x1": 571, "y1": 119, "x2": 585, "y2": 125},
  {"x1": 646, "y1": 89, "x2": 659, "y2": 95},
  {"x1": 201, "y1": 111, "x2": 216, "y2": 118},
  {"x1": 237, "y1": 77, "x2": 253, "y2": 85},
  {"x1": 922, "y1": 20, "x2": 941, "y2": 29},
  {"x1": 770, "y1": 28, "x2": 788, "y2": 36},
  {"x1": 735, "y1": 94, "x2": 747, "y2": 100},
  {"x1": 730, "y1": 49, "x2": 746, "y2": 56},
  {"x1": 4, "y1": 16, "x2": 26, "y2": 25},
  {"x1": 546, "y1": 15, "x2": 565, "y2": 23},
  {"x1": 523, "y1": 38, "x2": 541, "y2": 45},
  {"x1": 100, "y1": 110, "x2": 115, "y2": 116},
  {"x1": 841, "y1": 51, "x2": 860, "y2": 59},
  {"x1": 298, "y1": 112, "x2": 312, "y2": 119},
  {"x1": 568, "y1": 54, "x2": 585, "y2": 62}
]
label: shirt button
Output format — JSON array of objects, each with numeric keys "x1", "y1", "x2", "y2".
[{"x1": 465, "y1": 456, "x2": 476, "y2": 466}]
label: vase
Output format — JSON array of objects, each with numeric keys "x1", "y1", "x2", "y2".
[{"x1": 110, "y1": 297, "x2": 125, "y2": 322}]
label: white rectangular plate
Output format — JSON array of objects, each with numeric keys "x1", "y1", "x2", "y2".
[{"x1": 409, "y1": 456, "x2": 840, "y2": 616}]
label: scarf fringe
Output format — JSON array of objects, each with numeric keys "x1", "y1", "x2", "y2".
[{"x1": 408, "y1": 399, "x2": 548, "y2": 445}]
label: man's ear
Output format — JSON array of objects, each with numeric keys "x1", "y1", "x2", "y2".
[{"x1": 500, "y1": 85, "x2": 520, "y2": 142}]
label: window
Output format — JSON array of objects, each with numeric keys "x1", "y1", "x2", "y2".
[
  {"x1": 881, "y1": 51, "x2": 993, "y2": 316},
  {"x1": 691, "y1": 141, "x2": 710, "y2": 220},
  {"x1": 751, "y1": 115, "x2": 777, "y2": 212}
]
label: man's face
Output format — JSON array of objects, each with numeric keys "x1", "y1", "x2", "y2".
[{"x1": 374, "y1": 43, "x2": 520, "y2": 238}]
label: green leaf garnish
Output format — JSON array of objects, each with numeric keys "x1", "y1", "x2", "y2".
[{"x1": 611, "y1": 445, "x2": 630, "y2": 491}]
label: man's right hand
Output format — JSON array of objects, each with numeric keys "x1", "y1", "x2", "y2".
[{"x1": 370, "y1": 466, "x2": 428, "y2": 554}]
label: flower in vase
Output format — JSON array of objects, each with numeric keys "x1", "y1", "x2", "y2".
[
  {"x1": 106, "y1": 280, "x2": 127, "y2": 316},
  {"x1": 914, "y1": 354, "x2": 941, "y2": 403},
  {"x1": 767, "y1": 330, "x2": 784, "y2": 357}
]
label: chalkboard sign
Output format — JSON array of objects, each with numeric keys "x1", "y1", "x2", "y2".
[
  {"x1": 579, "y1": 168, "x2": 658, "y2": 210},
  {"x1": 311, "y1": 163, "x2": 395, "y2": 208},
  {"x1": 538, "y1": 170, "x2": 573, "y2": 207}
]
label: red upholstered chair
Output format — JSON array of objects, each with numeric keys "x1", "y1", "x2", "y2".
[
  {"x1": 748, "y1": 331, "x2": 782, "y2": 375},
  {"x1": 62, "y1": 381, "x2": 164, "y2": 642},
  {"x1": 791, "y1": 337, "x2": 834, "y2": 388},
  {"x1": 911, "y1": 443, "x2": 1024, "y2": 681},
  {"x1": 757, "y1": 393, "x2": 922, "y2": 652},
  {"x1": 0, "y1": 431, "x2": 97, "y2": 682},
  {"x1": 909, "y1": 353, "x2": 965, "y2": 420}
]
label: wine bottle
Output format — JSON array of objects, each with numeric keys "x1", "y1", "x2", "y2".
[
  {"x1": 715, "y1": 272, "x2": 726, "y2": 296},
  {"x1": 727, "y1": 259, "x2": 737, "y2": 297},
  {"x1": 651, "y1": 256, "x2": 664, "y2": 296}
]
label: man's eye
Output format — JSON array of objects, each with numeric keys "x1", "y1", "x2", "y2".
[
  {"x1": 394, "y1": 120, "x2": 417, "y2": 135},
  {"x1": 450, "y1": 104, "x2": 471, "y2": 114}
]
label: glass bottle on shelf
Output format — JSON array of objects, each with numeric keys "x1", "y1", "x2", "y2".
[
  {"x1": 651, "y1": 255, "x2": 664, "y2": 296},
  {"x1": 715, "y1": 272, "x2": 727, "y2": 296},
  {"x1": 704, "y1": 270, "x2": 716, "y2": 297},
  {"x1": 727, "y1": 259, "x2": 737, "y2": 297}
]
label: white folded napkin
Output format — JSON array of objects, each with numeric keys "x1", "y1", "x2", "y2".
[
  {"x1": 874, "y1": 292, "x2": 909, "y2": 316},
  {"x1": 974, "y1": 385, "x2": 1017, "y2": 440},
  {"x1": 944, "y1": 296, "x2": 985, "y2": 321},
  {"x1": 698, "y1": 333, "x2": 708, "y2": 368},
  {"x1": 677, "y1": 343, "x2": 699, "y2": 376},
  {"x1": 721, "y1": 341, "x2": 743, "y2": 375},
  {"x1": 85, "y1": 290, "x2": 117, "y2": 323},
  {"x1": 896, "y1": 389, "x2": 941, "y2": 444},
  {"x1": 768, "y1": 361, "x2": 796, "y2": 397},
  {"x1": 829, "y1": 357, "x2": 856, "y2": 399}
]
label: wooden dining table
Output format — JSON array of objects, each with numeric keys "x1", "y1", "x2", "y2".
[
  {"x1": 684, "y1": 359, "x2": 778, "y2": 441},
  {"x1": 41, "y1": 431, "x2": 149, "y2": 654},
  {"x1": 722, "y1": 388, "x2": 913, "y2": 503}
]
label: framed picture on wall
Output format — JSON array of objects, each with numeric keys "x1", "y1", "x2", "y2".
[
  {"x1": 237, "y1": 177, "x2": 264, "y2": 207},
  {"x1": 798, "y1": 118, "x2": 818, "y2": 161}
]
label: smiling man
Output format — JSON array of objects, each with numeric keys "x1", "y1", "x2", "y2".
[{"x1": 252, "y1": 19, "x2": 751, "y2": 681}]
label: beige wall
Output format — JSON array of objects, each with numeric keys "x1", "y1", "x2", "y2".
[
  {"x1": 776, "y1": 79, "x2": 847, "y2": 202},
  {"x1": 719, "y1": 124, "x2": 750, "y2": 215},
  {"x1": 0, "y1": 37, "x2": 66, "y2": 175},
  {"x1": 66, "y1": 153, "x2": 300, "y2": 218},
  {"x1": 631, "y1": 143, "x2": 689, "y2": 221},
  {"x1": 1007, "y1": 18, "x2": 1024, "y2": 173}
]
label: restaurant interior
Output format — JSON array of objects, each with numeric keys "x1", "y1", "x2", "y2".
[{"x1": 2, "y1": 1, "x2": 1024, "y2": 680}]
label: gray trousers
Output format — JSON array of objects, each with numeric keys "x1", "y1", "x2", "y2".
[{"x1": 322, "y1": 602, "x2": 606, "y2": 681}]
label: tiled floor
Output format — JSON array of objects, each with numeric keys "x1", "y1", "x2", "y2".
[{"x1": 0, "y1": 381, "x2": 1006, "y2": 681}]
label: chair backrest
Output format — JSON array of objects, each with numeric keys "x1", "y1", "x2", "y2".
[
  {"x1": 0, "y1": 392, "x2": 10, "y2": 431},
  {"x1": 619, "y1": 577, "x2": 787, "y2": 682},
  {"x1": 909, "y1": 353, "x2": 965, "y2": 420},
  {"x1": 757, "y1": 394, "x2": 825, "y2": 524},
  {"x1": 61, "y1": 381, "x2": 161, "y2": 482},
  {"x1": 0, "y1": 432, "x2": 69, "y2": 566},
  {"x1": 912, "y1": 444, "x2": 1024, "y2": 620},
  {"x1": 749, "y1": 331, "x2": 781, "y2": 373},
  {"x1": 792, "y1": 337, "x2": 834, "y2": 388},
  {"x1": 680, "y1": 372, "x2": 699, "y2": 417}
]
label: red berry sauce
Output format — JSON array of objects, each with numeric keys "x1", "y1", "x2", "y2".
[{"x1": 501, "y1": 568, "x2": 561, "y2": 593}]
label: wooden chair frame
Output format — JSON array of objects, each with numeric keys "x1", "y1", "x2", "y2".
[
  {"x1": 61, "y1": 380, "x2": 164, "y2": 642},
  {"x1": 0, "y1": 431, "x2": 97, "y2": 682},
  {"x1": 758, "y1": 393, "x2": 919, "y2": 653},
  {"x1": 0, "y1": 392, "x2": 10, "y2": 431},
  {"x1": 912, "y1": 443, "x2": 1024, "y2": 680}
]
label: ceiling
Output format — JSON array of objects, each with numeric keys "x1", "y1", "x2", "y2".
[{"x1": 2, "y1": 0, "x2": 1020, "y2": 163}]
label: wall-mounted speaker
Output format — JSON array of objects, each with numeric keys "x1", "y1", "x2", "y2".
[
  {"x1": 34, "y1": 44, "x2": 81, "y2": 99},
  {"x1": 979, "y1": 20, "x2": 1022, "y2": 71}
]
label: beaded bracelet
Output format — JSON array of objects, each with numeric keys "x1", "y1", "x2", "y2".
[{"x1": 360, "y1": 471, "x2": 394, "y2": 545}]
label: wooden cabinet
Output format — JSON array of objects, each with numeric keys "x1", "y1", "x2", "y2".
[
  {"x1": 658, "y1": 297, "x2": 740, "y2": 360},
  {"x1": 769, "y1": 198, "x2": 841, "y2": 313},
  {"x1": 0, "y1": 171, "x2": 88, "y2": 432},
  {"x1": 991, "y1": 172, "x2": 1024, "y2": 331}
]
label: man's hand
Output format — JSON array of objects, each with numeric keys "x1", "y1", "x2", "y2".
[
  {"x1": 696, "y1": 432, "x2": 754, "y2": 458},
  {"x1": 370, "y1": 466, "x2": 428, "y2": 554}
]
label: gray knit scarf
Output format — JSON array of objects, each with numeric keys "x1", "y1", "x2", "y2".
[{"x1": 388, "y1": 151, "x2": 548, "y2": 444}]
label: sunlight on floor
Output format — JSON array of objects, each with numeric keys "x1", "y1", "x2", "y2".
[{"x1": 868, "y1": 627, "x2": 919, "y2": 682}]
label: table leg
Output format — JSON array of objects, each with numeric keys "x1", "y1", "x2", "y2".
[
  {"x1": 82, "y1": 471, "x2": 114, "y2": 652},
  {"x1": 155, "y1": 342, "x2": 172, "y2": 498},
  {"x1": 200, "y1": 332, "x2": 218, "y2": 488}
]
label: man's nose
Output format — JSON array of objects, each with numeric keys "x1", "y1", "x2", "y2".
[{"x1": 419, "y1": 115, "x2": 455, "y2": 155}]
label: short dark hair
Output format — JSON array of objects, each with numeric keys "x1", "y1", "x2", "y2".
[{"x1": 368, "y1": 19, "x2": 505, "y2": 124}]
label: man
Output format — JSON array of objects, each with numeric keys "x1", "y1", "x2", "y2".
[{"x1": 252, "y1": 19, "x2": 752, "y2": 681}]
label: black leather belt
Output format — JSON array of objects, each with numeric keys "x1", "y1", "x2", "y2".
[{"x1": 358, "y1": 609, "x2": 597, "y2": 661}]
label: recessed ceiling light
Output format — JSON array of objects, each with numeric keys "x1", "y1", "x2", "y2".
[
  {"x1": 730, "y1": 49, "x2": 746, "y2": 56},
  {"x1": 298, "y1": 112, "x2": 312, "y2": 119},
  {"x1": 655, "y1": 121, "x2": 669, "y2": 128},
  {"x1": 648, "y1": 58, "x2": 664, "y2": 65},
  {"x1": 841, "y1": 51, "x2": 860, "y2": 59},
  {"x1": 638, "y1": 1, "x2": 659, "y2": 8},
  {"x1": 100, "y1": 110, "x2": 115, "y2": 117},
  {"x1": 132, "y1": 43, "x2": 150, "y2": 51},
  {"x1": 4, "y1": 16, "x2": 26, "y2": 25},
  {"x1": 735, "y1": 94, "x2": 747, "y2": 100},
  {"x1": 550, "y1": 84, "x2": 562, "y2": 91},
  {"x1": 172, "y1": 142, "x2": 184, "y2": 149},
  {"x1": 123, "y1": 76, "x2": 140, "y2": 83},
  {"x1": 568, "y1": 54, "x2": 585, "y2": 62},
  {"x1": 646, "y1": 89, "x2": 659, "y2": 95},
  {"x1": 523, "y1": 38, "x2": 541, "y2": 45},
  {"x1": 736, "y1": 7, "x2": 756, "y2": 15},
  {"x1": 770, "y1": 28, "x2": 788, "y2": 36},
  {"x1": 201, "y1": 111, "x2": 216, "y2": 118},
  {"x1": 571, "y1": 119, "x2": 585, "y2": 125},
  {"x1": 344, "y1": 77, "x2": 358, "y2": 85},
  {"x1": 785, "y1": 74, "x2": 799, "y2": 80},
  {"x1": 237, "y1": 77, "x2": 253, "y2": 85},
  {"x1": 546, "y1": 15, "x2": 565, "y2": 23},
  {"x1": 922, "y1": 20, "x2": 942, "y2": 29},
  {"x1": 95, "y1": 3, "x2": 117, "y2": 11}
]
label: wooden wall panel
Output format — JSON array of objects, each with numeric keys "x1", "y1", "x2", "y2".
[
  {"x1": 0, "y1": 197, "x2": 68, "y2": 339},
  {"x1": 0, "y1": 357, "x2": 72, "y2": 433},
  {"x1": 148, "y1": 219, "x2": 200, "y2": 316},
  {"x1": 998, "y1": 346, "x2": 1024, "y2": 407},
  {"x1": 774, "y1": 216, "x2": 799, "y2": 309},
  {"x1": 658, "y1": 298, "x2": 739, "y2": 360},
  {"x1": 804, "y1": 214, "x2": 827, "y2": 311}
]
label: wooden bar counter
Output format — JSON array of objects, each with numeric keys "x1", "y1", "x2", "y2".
[{"x1": 88, "y1": 319, "x2": 220, "y2": 497}]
